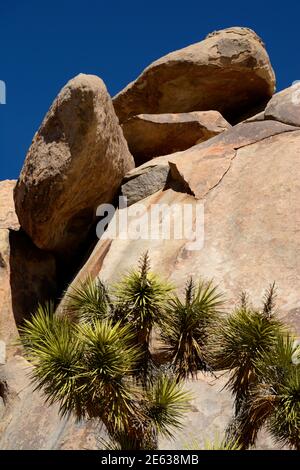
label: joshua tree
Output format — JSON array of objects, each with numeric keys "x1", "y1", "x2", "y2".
[
  {"x1": 249, "y1": 334, "x2": 300, "y2": 450},
  {"x1": 207, "y1": 284, "x2": 289, "y2": 448},
  {"x1": 21, "y1": 256, "x2": 300, "y2": 450},
  {"x1": 19, "y1": 254, "x2": 189, "y2": 450},
  {"x1": 112, "y1": 252, "x2": 173, "y2": 379},
  {"x1": 160, "y1": 277, "x2": 224, "y2": 381}
]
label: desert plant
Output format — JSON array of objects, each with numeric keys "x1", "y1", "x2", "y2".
[
  {"x1": 207, "y1": 285, "x2": 300, "y2": 449},
  {"x1": 65, "y1": 276, "x2": 111, "y2": 323},
  {"x1": 160, "y1": 277, "x2": 224, "y2": 380},
  {"x1": 19, "y1": 256, "x2": 190, "y2": 450},
  {"x1": 185, "y1": 435, "x2": 241, "y2": 450},
  {"x1": 113, "y1": 252, "x2": 173, "y2": 377},
  {"x1": 208, "y1": 285, "x2": 285, "y2": 413},
  {"x1": 250, "y1": 334, "x2": 300, "y2": 450}
]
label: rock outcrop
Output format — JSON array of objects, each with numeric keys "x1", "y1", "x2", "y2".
[
  {"x1": 114, "y1": 27, "x2": 275, "y2": 124},
  {"x1": 67, "y1": 105, "x2": 300, "y2": 333},
  {"x1": 14, "y1": 74, "x2": 134, "y2": 256},
  {"x1": 53, "y1": 85, "x2": 300, "y2": 449},
  {"x1": 2, "y1": 29, "x2": 300, "y2": 450},
  {"x1": 122, "y1": 111, "x2": 231, "y2": 165}
]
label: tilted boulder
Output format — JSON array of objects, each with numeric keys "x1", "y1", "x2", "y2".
[
  {"x1": 114, "y1": 27, "x2": 275, "y2": 124},
  {"x1": 121, "y1": 111, "x2": 231, "y2": 165},
  {"x1": 14, "y1": 74, "x2": 134, "y2": 255}
]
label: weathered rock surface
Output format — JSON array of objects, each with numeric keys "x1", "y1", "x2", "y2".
[
  {"x1": 159, "y1": 372, "x2": 276, "y2": 450},
  {"x1": 114, "y1": 27, "x2": 275, "y2": 124},
  {"x1": 121, "y1": 164, "x2": 170, "y2": 206},
  {"x1": 120, "y1": 119, "x2": 298, "y2": 207},
  {"x1": 0, "y1": 356, "x2": 100, "y2": 450},
  {"x1": 168, "y1": 120, "x2": 299, "y2": 199},
  {"x1": 0, "y1": 181, "x2": 57, "y2": 358},
  {"x1": 122, "y1": 111, "x2": 231, "y2": 165},
  {"x1": 14, "y1": 74, "x2": 134, "y2": 255},
  {"x1": 69, "y1": 120, "x2": 300, "y2": 334}
]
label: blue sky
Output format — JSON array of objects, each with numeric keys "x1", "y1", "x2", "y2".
[{"x1": 1, "y1": 0, "x2": 300, "y2": 180}]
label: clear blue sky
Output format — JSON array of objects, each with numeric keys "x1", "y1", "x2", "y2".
[{"x1": 1, "y1": 0, "x2": 300, "y2": 180}]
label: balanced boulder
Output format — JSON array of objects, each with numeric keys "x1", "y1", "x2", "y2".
[
  {"x1": 114, "y1": 27, "x2": 275, "y2": 124},
  {"x1": 14, "y1": 74, "x2": 134, "y2": 255},
  {"x1": 121, "y1": 111, "x2": 231, "y2": 165}
]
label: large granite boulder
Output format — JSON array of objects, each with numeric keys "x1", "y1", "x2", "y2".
[
  {"x1": 14, "y1": 74, "x2": 134, "y2": 256},
  {"x1": 121, "y1": 111, "x2": 231, "y2": 165},
  {"x1": 66, "y1": 109, "x2": 300, "y2": 333},
  {"x1": 114, "y1": 27, "x2": 275, "y2": 125}
]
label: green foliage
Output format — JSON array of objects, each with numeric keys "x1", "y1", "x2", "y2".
[
  {"x1": 113, "y1": 252, "x2": 172, "y2": 377},
  {"x1": 19, "y1": 303, "x2": 84, "y2": 418},
  {"x1": 207, "y1": 284, "x2": 300, "y2": 450},
  {"x1": 20, "y1": 306, "x2": 142, "y2": 427},
  {"x1": 20, "y1": 260, "x2": 300, "y2": 451},
  {"x1": 207, "y1": 286, "x2": 285, "y2": 409},
  {"x1": 252, "y1": 335, "x2": 300, "y2": 450},
  {"x1": 160, "y1": 278, "x2": 224, "y2": 380},
  {"x1": 146, "y1": 374, "x2": 191, "y2": 438},
  {"x1": 114, "y1": 252, "x2": 172, "y2": 331},
  {"x1": 19, "y1": 257, "x2": 190, "y2": 450},
  {"x1": 66, "y1": 276, "x2": 110, "y2": 323},
  {"x1": 203, "y1": 436, "x2": 241, "y2": 450}
]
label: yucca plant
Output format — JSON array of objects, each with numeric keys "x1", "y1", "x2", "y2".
[
  {"x1": 207, "y1": 285, "x2": 289, "y2": 448},
  {"x1": 65, "y1": 276, "x2": 111, "y2": 323},
  {"x1": 208, "y1": 285, "x2": 285, "y2": 411},
  {"x1": 20, "y1": 305, "x2": 142, "y2": 427},
  {"x1": 146, "y1": 373, "x2": 191, "y2": 438},
  {"x1": 185, "y1": 435, "x2": 241, "y2": 450},
  {"x1": 113, "y1": 252, "x2": 172, "y2": 377},
  {"x1": 100, "y1": 373, "x2": 190, "y2": 450},
  {"x1": 19, "y1": 283, "x2": 190, "y2": 449},
  {"x1": 160, "y1": 278, "x2": 224, "y2": 381},
  {"x1": 250, "y1": 334, "x2": 300, "y2": 450}
]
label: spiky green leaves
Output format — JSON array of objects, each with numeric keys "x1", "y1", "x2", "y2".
[
  {"x1": 146, "y1": 374, "x2": 191, "y2": 438},
  {"x1": 207, "y1": 285, "x2": 300, "y2": 450},
  {"x1": 113, "y1": 252, "x2": 172, "y2": 378},
  {"x1": 19, "y1": 303, "x2": 84, "y2": 417},
  {"x1": 252, "y1": 335, "x2": 300, "y2": 449},
  {"x1": 66, "y1": 276, "x2": 110, "y2": 323},
  {"x1": 19, "y1": 288, "x2": 191, "y2": 449},
  {"x1": 160, "y1": 278, "x2": 224, "y2": 380},
  {"x1": 20, "y1": 305, "x2": 142, "y2": 428},
  {"x1": 207, "y1": 297, "x2": 285, "y2": 402},
  {"x1": 114, "y1": 252, "x2": 172, "y2": 333}
]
